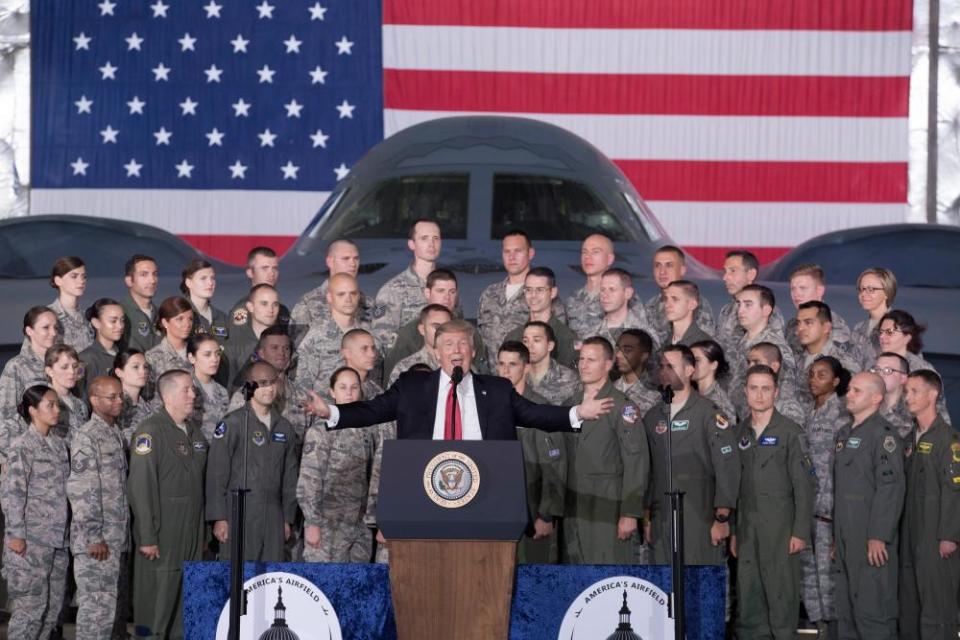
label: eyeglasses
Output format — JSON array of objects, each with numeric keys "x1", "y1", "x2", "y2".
[
  {"x1": 857, "y1": 286, "x2": 884, "y2": 294},
  {"x1": 877, "y1": 328, "x2": 903, "y2": 337},
  {"x1": 523, "y1": 286, "x2": 551, "y2": 295},
  {"x1": 869, "y1": 366, "x2": 906, "y2": 376}
]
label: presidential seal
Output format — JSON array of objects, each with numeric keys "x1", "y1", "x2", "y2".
[{"x1": 423, "y1": 451, "x2": 480, "y2": 509}]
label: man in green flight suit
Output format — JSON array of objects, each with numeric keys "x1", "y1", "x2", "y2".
[
  {"x1": 496, "y1": 340, "x2": 567, "y2": 563},
  {"x1": 642, "y1": 344, "x2": 740, "y2": 566},
  {"x1": 731, "y1": 364, "x2": 814, "y2": 639},
  {"x1": 561, "y1": 336, "x2": 649, "y2": 564},
  {"x1": 127, "y1": 369, "x2": 207, "y2": 639},
  {"x1": 833, "y1": 371, "x2": 905, "y2": 640},
  {"x1": 900, "y1": 370, "x2": 960, "y2": 640}
]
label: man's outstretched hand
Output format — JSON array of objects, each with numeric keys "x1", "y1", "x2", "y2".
[{"x1": 302, "y1": 390, "x2": 332, "y2": 419}]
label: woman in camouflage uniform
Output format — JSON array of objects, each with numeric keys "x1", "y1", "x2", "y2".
[
  {"x1": 187, "y1": 334, "x2": 229, "y2": 442},
  {"x1": 114, "y1": 350, "x2": 158, "y2": 445},
  {"x1": 1, "y1": 385, "x2": 70, "y2": 639},
  {"x1": 0, "y1": 307, "x2": 59, "y2": 463},
  {"x1": 877, "y1": 309, "x2": 951, "y2": 422},
  {"x1": 800, "y1": 355, "x2": 851, "y2": 638},
  {"x1": 43, "y1": 344, "x2": 89, "y2": 442},
  {"x1": 691, "y1": 339, "x2": 736, "y2": 421},
  {"x1": 47, "y1": 256, "x2": 94, "y2": 352},
  {"x1": 851, "y1": 268, "x2": 896, "y2": 367},
  {"x1": 145, "y1": 296, "x2": 194, "y2": 384},
  {"x1": 78, "y1": 297, "x2": 125, "y2": 390}
]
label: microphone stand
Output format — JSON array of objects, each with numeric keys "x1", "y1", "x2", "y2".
[
  {"x1": 228, "y1": 381, "x2": 257, "y2": 640},
  {"x1": 659, "y1": 384, "x2": 686, "y2": 640}
]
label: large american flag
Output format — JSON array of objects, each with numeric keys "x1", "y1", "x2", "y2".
[{"x1": 32, "y1": 0, "x2": 912, "y2": 267}]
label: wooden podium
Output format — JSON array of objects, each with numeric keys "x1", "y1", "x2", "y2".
[{"x1": 377, "y1": 440, "x2": 528, "y2": 640}]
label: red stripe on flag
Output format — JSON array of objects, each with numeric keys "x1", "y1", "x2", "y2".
[
  {"x1": 384, "y1": 70, "x2": 909, "y2": 117},
  {"x1": 616, "y1": 160, "x2": 907, "y2": 202},
  {"x1": 685, "y1": 246, "x2": 790, "y2": 269},
  {"x1": 180, "y1": 234, "x2": 297, "y2": 267},
  {"x1": 384, "y1": 0, "x2": 912, "y2": 31}
]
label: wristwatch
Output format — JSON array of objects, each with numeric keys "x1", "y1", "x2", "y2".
[{"x1": 713, "y1": 513, "x2": 730, "y2": 524}]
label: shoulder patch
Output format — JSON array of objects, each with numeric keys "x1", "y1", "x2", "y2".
[
  {"x1": 952, "y1": 441, "x2": 960, "y2": 463},
  {"x1": 654, "y1": 420, "x2": 668, "y2": 435},
  {"x1": 621, "y1": 403, "x2": 638, "y2": 424},
  {"x1": 232, "y1": 308, "x2": 248, "y2": 326},
  {"x1": 883, "y1": 435, "x2": 897, "y2": 454},
  {"x1": 72, "y1": 454, "x2": 90, "y2": 473},
  {"x1": 137, "y1": 320, "x2": 150, "y2": 337},
  {"x1": 302, "y1": 441, "x2": 315, "y2": 455},
  {"x1": 134, "y1": 434, "x2": 153, "y2": 455},
  {"x1": 715, "y1": 414, "x2": 729, "y2": 430},
  {"x1": 213, "y1": 422, "x2": 227, "y2": 439},
  {"x1": 373, "y1": 304, "x2": 387, "y2": 319}
]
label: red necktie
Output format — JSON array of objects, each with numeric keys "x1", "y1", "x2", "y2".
[{"x1": 444, "y1": 382, "x2": 462, "y2": 440}]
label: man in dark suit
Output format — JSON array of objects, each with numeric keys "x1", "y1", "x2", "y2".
[{"x1": 304, "y1": 319, "x2": 614, "y2": 438}]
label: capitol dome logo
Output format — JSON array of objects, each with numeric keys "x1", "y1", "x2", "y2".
[
  {"x1": 557, "y1": 576, "x2": 673, "y2": 640},
  {"x1": 423, "y1": 451, "x2": 480, "y2": 508},
  {"x1": 215, "y1": 572, "x2": 342, "y2": 640}
]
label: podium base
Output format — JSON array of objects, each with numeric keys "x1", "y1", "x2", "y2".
[{"x1": 388, "y1": 539, "x2": 517, "y2": 640}]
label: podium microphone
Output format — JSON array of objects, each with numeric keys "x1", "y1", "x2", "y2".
[
  {"x1": 451, "y1": 366, "x2": 464, "y2": 386},
  {"x1": 658, "y1": 384, "x2": 674, "y2": 405}
]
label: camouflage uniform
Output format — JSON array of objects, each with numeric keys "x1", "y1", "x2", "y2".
[
  {"x1": 670, "y1": 322, "x2": 715, "y2": 348},
  {"x1": 527, "y1": 359, "x2": 580, "y2": 406},
  {"x1": 145, "y1": 339, "x2": 192, "y2": 385},
  {"x1": 716, "y1": 300, "x2": 786, "y2": 356},
  {"x1": 800, "y1": 393, "x2": 848, "y2": 623},
  {"x1": 205, "y1": 406, "x2": 300, "y2": 561},
  {"x1": 795, "y1": 339, "x2": 862, "y2": 409},
  {"x1": 644, "y1": 292, "x2": 716, "y2": 346},
  {"x1": 786, "y1": 311, "x2": 853, "y2": 357},
  {"x1": 477, "y1": 277, "x2": 567, "y2": 362},
  {"x1": 388, "y1": 348, "x2": 438, "y2": 386},
  {"x1": 294, "y1": 314, "x2": 365, "y2": 391},
  {"x1": 119, "y1": 294, "x2": 160, "y2": 354},
  {"x1": 700, "y1": 382, "x2": 736, "y2": 424},
  {"x1": 850, "y1": 319, "x2": 881, "y2": 369},
  {"x1": 49, "y1": 298, "x2": 95, "y2": 352},
  {"x1": 192, "y1": 375, "x2": 230, "y2": 442},
  {"x1": 119, "y1": 394, "x2": 159, "y2": 445},
  {"x1": 371, "y1": 266, "x2": 429, "y2": 351},
  {"x1": 384, "y1": 318, "x2": 487, "y2": 380},
  {"x1": 902, "y1": 352, "x2": 952, "y2": 425},
  {"x1": 366, "y1": 420, "x2": 396, "y2": 565},
  {"x1": 362, "y1": 377, "x2": 383, "y2": 399},
  {"x1": 587, "y1": 305, "x2": 660, "y2": 350},
  {"x1": 728, "y1": 324, "x2": 797, "y2": 420},
  {"x1": 880, "y1": 398, "x2": 913, "y2": 439},
  {"x1": 503, "y1": 316, "x2": 579, "y2": 370},
  {"x1": 127, "y1": 409, "x2": 207, "y2": 639},
  {"x1": 227, "y1": 295, "x2": 291, "y2": 330},
  {"x1": 734, "y1": 411, "x2": 814, "y2": 639},
  {"x1": 899, "y1": 416, "x2": 960, "y2": 640},
  {"x1": 297, "y1": 421, "x2": 384, "y2": 562},
  {"x1": 516, "y1": 386, "x2": 567, "y2": 564},
  {"x1": 1, "y1": 424, "x2": 70, "y2": 640},
  {"x1": 290, "y1": 280, "x2": 372, "y2": 330},
  {"x1": 52, "y1": 391, "x2": 89, "y2": 442},
  {"x1": 613, "y1": 378, "x2": 661, "y2": 416},
  {"x1": 562, "y1": 382, "x2": 649, "y2": 564},
  {"x1": 0, "y1": 341, "x2": 47, "y2": 465},
  {"x1": 642, "y1": 392, "x2": 740, "y2": 565},
  {"x1": 566, "y1": 286, "x2": 646, "y2": 340},
  {"x1": 833, "y1": 411, "x2": 905, "y2": 640},
  {"x1": 67, "y1": 413, "x2": 130, "y2": 640}
]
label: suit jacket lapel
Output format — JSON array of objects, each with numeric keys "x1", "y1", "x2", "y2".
[
  {"x1": 473, "y1": 375, "x2": 490, "y2": 440},
  {"x1": 424, "y1": 369, "x2": 442, "y2": 439}
]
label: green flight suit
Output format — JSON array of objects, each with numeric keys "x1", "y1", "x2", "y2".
[
  {"x1": 127, "y1": 409, "x2": 207, "y2": 640},
  {"x1": 503, "y1": 316, "x2": 579, "y2": 370},
  {"x1": 734, "y1": 410, "x2": 814, "y2": 639},
  {"x1": 517, "y1": 386, "x2": 567, "y2": 564},
  {"x1": 833, "y1": 411, "x2": 905, "y2": 640},
  {"x1": 899, "y1": 416, "x2": 960, "y2": 640},
  {"x1": 642, "y1": 392, "x2": 740, "y2": 566},
  {"x1": 562, "y1": 381, "x2": 649, "y2": 564}
]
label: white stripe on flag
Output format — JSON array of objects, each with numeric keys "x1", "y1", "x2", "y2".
[
  {"x1": 31, "y1": 190, "x2": 329, "y2": 236},
  {"x1": 383, "y1": 25, "x2": 911, "y2": 77},
  {"x1": 647, "y1": 201, "x2": 908, "y2": 246},
  {"x1": 384, "y1": 109, "x2": 909, "y2": 162}
]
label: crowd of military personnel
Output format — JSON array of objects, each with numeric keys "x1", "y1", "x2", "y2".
[{"x1": 0, "y1": 219, "x2": 955, "y2": 640}]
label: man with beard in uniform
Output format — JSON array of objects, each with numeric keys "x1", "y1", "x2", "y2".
[
  {"x1": 228, "y1": 247, "x2": 291, "y2": 330},
  {"x1": 642, "y1": 345, "x2": 740, "y2": 566},
  {"x1": 224, "y1": 283, "x2": 281, "y2": 389},
  {"x1": 645, "y1": 246, "x2": 716, "y2": 344},
  {"x1": 899, "y1": 370, "x2": 960, "y2": 640},
  {"x1": 207, "y1": 362, "x2": 299, "y2": 561},
  {"x1": 496, "y1": 341, "x2": 566, "y2": 563},
  {"x1": 120, "y1": 254, "x2": 160, "y2": 352},
  {"x1": 127, "y1": 369, "x2": 207, "y2": 639},
  {"x1": 833, "y1": 372, "x2": 905, "y2": 640},
  {"x1": 562, "y1": 337, "x2": 649, "y2": 565},
  {"x1": 731, "y1": 365, "x2": 814, "y2": 639}
]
